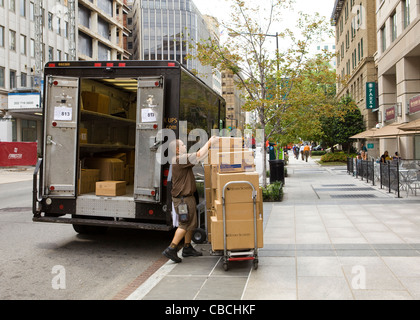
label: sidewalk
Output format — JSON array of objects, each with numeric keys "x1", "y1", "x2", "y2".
[
  {"x1": 127, "y1": 153, "x2": 420, "y2": 300},
  {"x1": 0, "y1": 166, "x2": 34, "y2": 184}
]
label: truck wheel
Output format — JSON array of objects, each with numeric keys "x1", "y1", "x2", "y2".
[
  {"x1": 72, "y1": 224, "x2": 108, "y2": 235},
  {"x1": 192, "y1": 228, "x2": 206, "y2": 244}
]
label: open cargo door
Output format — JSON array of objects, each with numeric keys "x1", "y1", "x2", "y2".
[
  {"x1": 43, "y1": 76, "x2": 79, "y2": 198},
  {"x1": 134, "y1": 77, "x2": 164, "y2": 203}
]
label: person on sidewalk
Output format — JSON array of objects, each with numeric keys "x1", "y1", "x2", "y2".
[
  {"x1": 162, "y1": 136, "x2": 219, "y2": 263},
  {"x1": 303, "y1": 144, "x2": 311, "y2": 162},
  {"x1": 300, "y1": 144, "x2": 305, "y2": 161}
]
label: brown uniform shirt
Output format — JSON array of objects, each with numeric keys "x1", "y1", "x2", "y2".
[{"x1": 171, "y1": 153, "x2": 197, "y2": 198}]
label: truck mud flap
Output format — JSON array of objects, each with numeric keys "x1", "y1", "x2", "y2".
[{"x1": 32, "y1": 215, "x2": 173, "y2": 231}]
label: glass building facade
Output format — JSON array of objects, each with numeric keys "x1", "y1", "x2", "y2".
[{"x1": 132, "y1": 0, "x2": 214, "y2": 87}]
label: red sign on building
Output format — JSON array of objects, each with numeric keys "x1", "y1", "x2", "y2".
[
  {"x1": 385, "y1": 106, "x2": 396, "y2": 121},
  {"x1": 0, "y1": 142, "x2": 37, "y2": 167},
  {"x1": 409, "y1": 95, "x2": 420, "y2": 114}
]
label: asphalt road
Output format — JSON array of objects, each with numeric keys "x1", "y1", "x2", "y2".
[{"x1": 0, "y1": 180, "x2": 173, "y2": 300}]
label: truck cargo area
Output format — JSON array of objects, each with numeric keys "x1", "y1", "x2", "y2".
[{"x1": 78, "y1": 77, "x2": 137, "y2": 200}]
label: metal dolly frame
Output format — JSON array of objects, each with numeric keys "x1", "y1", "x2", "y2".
[{"x1": 221, "y1": 181, "x2": 259, "y2": 271}]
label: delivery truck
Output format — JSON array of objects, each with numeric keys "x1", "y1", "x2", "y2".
[{"x1": 32, "y1": 60, "x2": 225, "y2": 234}]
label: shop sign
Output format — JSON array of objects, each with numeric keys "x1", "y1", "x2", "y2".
[
  {"x1": 366, "y1": 82, "x2": 376, "y2": 109},
  {"x1": 385, "y1": 106, "x2": 395, "y2": 121},
  {"x1": 7, "y1": 92, "x2": 41, "y2": 110},
  {"x1": 409, "y1": 95, "x2": 420, "y2": 114}
]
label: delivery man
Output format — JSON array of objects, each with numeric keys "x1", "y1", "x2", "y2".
[{"x1": 162, "y1": 135, "x2": 219, "y2": 263}]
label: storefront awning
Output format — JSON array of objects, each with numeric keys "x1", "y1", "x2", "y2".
[
  {"x1": 350, "y1": 128, "x2": 377, "y2": 139},
  {"x1": 370, "y1": 123, "x2": 403, "y2": 138},
  {"x1": 398, "y1": 118, "x2": 420, "y2": 132}
]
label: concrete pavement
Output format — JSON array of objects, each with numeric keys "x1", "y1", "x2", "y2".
[
  {"x1": 3, "y1": 156, "x2": 420, "y2": 300},
  {"x1": 127, "y1": 153, "x2": 420, "y2": 300},
  {"x1": 0, "y1": 166, "x2": 34, "y2": 184}
]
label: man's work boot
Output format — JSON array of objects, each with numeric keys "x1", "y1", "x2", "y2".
[
  {"x1": 182, "y1": 245, "x2": 203, "y2": 257},
  {"x1": 162, "y1": 246, "x2": 182, "y2": 263}
]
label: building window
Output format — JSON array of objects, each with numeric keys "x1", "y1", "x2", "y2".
[
  {"x1": 381, "y1": 25, "x2": 386, "y2": 52},
  {"x1": 0, "y1": 26, "x2": 4, "y2": 47},
  {"x1": 56, "y1": 17, "x2": 61, "y2": 35},
  {"x1": 391, "y1": 12, "x2": 397, "y2": 42},
  {"x1": 21, "y1": 120, "x2": 37, "y2": 142},
  {"x1": 20, "y1": 0, "x2": 25, "y2": 16},
  {"x1": 360, "y1": 38, "x2": 363, "y2": 58},
  {"x1": 20, "y1": 72, "x2": 27, "y2": 87},
  {"x1": 9, "y1": 0, "x2": 15, "y2": 12},
  {"x1": 9, "y1": 30, "x2": 16, "y2": 51},
  {"x1": 48, "y1": 12, "x2": 53, "y2": 31},
  {"x1": 0, "y1": 67, "x2": 4, "y2": 88},
  {"x1": 10, "y1": 70, "x2": 16, "y2": 89},
  {"x1": 403, "y1": 0, "x2": 410, "y2": 29},
  {"x1": 48, "y1": 46, "x2": 53, "y2": 61},
  {"x1": 20, "y1": 34, "x2": 26, "y2": 55},
  {"x1": 30, "y1": 38, "x2": 34, "y2": 57}
]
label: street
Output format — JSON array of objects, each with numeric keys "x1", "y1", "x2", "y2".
[{"x1": 0, "y1": 180, "x2": 173, "y2": 300}]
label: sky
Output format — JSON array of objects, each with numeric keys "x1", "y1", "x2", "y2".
[
  {"x1": 192, "y1": 0, "x2": 336, "y2": 50},
  {"x1": 193, "y1": 0, "x2": 336, "y2": 25}
]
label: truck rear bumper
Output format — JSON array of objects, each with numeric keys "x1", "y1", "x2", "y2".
[{"x1": 33, "y1": 215, "x2": 173, "y2": 231}]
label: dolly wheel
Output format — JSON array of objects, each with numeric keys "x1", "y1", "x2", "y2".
[
  {"x1": 253, "y1": 259, "x2": 259, "y2": 270},
  {"x1": 223, "y1": 262, "x2": 229, "y2": 271},
  {"x1": 192, "y1": 228, "x2": 206, "y2": 244}
]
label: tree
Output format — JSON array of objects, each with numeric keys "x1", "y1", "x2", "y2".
[
  {"x1": 320, "y1": 96, "x2": 365, "y2": 152},
  {"x1": 189, "y1": 0, "x2": 336, "y2": 186}
]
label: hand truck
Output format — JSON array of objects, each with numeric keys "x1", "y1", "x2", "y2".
[{"x1": 221, "y1": 181, "x2": 259, "y2": 271}]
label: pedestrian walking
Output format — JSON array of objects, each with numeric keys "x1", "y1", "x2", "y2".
[
  {"x1": 300, "y1": 144, "x2": 305, "y2": 161},
  {"x1": 304, "y1": 144, "x2": 311, "y2": 162},
  {"x1": 162, "y1": 136, "x2": 219, "y2": 263}
]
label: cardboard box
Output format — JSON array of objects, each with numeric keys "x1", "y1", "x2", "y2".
[
  {"x1": 95, "y1": 181, "x2": 126, "y2": 196},
  {"x1": 213, "y1": 199, "x2": 263, "y2": 221},
  {"x1": 81, "y1": 91, "x2": 110, "y2": 114},
  {"x1": 215, "y1": 171, "x2": 260, "y2": 202},
  {"x1": 205, "y1": 188, "x2": 212, "y2": 210},
  {"x1": 210, "y1": 216, "x2": 263, "y2": 251},
  {"x1": 79, "y1": 128, "x2": 88, "y2": 144},
  {"x1": 78, "y1": 169, "x2": 100, "y2": 195},
  {"x1": 84, "y1": 157, "x2": 125, "y2": 181},
  {"x1": 213, "y1": 137, "x2": 242, "y2": 151}
]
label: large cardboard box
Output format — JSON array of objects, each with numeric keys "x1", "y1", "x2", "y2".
[
  {"x1": 213, "y1": 199, "x2": 263, "y2": 221},
  {"x1": 84, "y1": 157, "x2": 125, "y2": 181},
  {"x1": 215, "y1": 171, "x2": 260, "y2": 202},
  {"x1": 78, "y1": 169, "x2": 100, "y2": 195},
  {"x1": 81, "y1": 91, "x2": 110, "y2": 114},
  {"x1": 210, "y1": 216, "x2": 263, "y2": 251},
  {"x1": 213, "y1": 137, "x2": 242, "y2": 151},
  {"x1": 95, "y1": 181, "x2": 126, "y2": 196}
]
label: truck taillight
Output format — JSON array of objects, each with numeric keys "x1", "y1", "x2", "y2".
[
  {"x1": 49, "y1": 186, "x2": 55, "y2": 191},
  {"x1": 94, "y1": 63, "x2": 101, "y2": 67},
  {"x1": 49, "y1": 63, "x2": 56, "y2": 67},
  {"x1": 118, "y1": 63, "x2": 126, "y2": 67},
  {"x1": 168, "y1": 62, "x2": 176, "y2": 67},
  {"x1": 106, "y1": 63, "x2": 113, "y2": 67}
]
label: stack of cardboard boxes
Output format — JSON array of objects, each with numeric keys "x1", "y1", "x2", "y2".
[
  {"x1": 205, "y1": 137, "x2": 263, "y2": 251},
  {"x1": 78, "y1": 151, "x2": 135, "y2": 196}
]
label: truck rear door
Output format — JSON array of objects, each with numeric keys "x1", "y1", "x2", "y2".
[
  {"x1": 43, "y1": 76, "x2": 79, "y2": 198},
  {"x1": 134, "y1": 77, "x2": 164, "y2": 203}
]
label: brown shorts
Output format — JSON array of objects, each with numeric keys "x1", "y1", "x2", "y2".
[{"x1": 172, "y1": 195, "x2": 197, "y2": 231}]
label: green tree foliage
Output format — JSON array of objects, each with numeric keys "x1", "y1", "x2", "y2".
[
  {"x1": 188, "y1": 0, "x2": 341, "y2": 185},
  {"x1": 320, "y1": 96, "x2": 365, "y2": 152}
]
